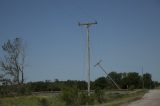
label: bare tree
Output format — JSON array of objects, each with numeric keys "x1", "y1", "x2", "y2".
[{"x1": 0, "y1": 38, "x2": 25, "y2": 85}]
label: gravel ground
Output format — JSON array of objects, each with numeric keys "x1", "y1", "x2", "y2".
[{"x1": 127, "y1": 90, "x2": 160, "y2": 106}]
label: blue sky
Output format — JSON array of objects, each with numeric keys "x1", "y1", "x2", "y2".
[{"x1": 0, "y1": 0, "x2": 160, "y2": 81}]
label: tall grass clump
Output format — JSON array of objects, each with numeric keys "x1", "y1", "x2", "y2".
[
  {"x1": 60, "y1": 86, "x2": 79, "y2": 106},
  {"x1": 94, "y1": 88, "x2": 106, "y2": 103},
  {"x1": 59, "y1": 86, "x2": 106, "y2": 106}
]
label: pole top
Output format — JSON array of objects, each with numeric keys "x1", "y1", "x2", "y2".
[
  {"x1": 94, "y1": 60, "x2": 102, "y2": 67},
  {"x1": 78, "y1": 21, "x2": 97, "y2": 27}
]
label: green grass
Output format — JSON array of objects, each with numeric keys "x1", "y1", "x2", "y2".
[
  {"x1": 0, "y1": 96, "x2": 40, "y2": 106},
  {"x1": 0, "y1": 95, "x2": 65, "y2": 106},
  {"x1": 93, "y1": 90, "x2": 147, "y2": 106},
  {"x1": 0, "y1": 90, "x2": 147, "y2": 106}
]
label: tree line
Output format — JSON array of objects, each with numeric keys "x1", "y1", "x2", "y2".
[
  {"x1": 0, "y1": 38, "x2": 159, "y2": 97},
  {"x1": 94, "y1": 71, "x2": 159, "y2": 90},
  {"x1": 25, "y1": 71, "x2": 159, "y2": 92}
]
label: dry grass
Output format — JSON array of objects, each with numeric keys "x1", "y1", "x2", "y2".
[
  {"x1": 93, "y1": 90, "x2": 147, "y2": 106},
  {"x1": 0, "y1": 90, "x2": 147, "y2": 106}
]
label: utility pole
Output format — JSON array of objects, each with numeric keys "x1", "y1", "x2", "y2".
[
  {"x1": 142, "y1": 65, "x2": 144, "y2": 89},
  {"x1": 95, "y1": 60, "x2": 121, "y2": 90},
  {"x1": 79, "y1": 21, "x2": 97, "y2": 96}
]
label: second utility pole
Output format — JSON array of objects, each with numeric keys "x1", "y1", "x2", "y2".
[{"x1": 79, "y1": 21, "x2": 97, "y2": 96}]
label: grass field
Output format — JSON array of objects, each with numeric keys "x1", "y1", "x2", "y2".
[
  {"x1": 0, "y1": 90, "x2": 147, "y2": 106},
  {"x1": 94, "y1": 90, "x2": 147, "y2": 106},
  {"x1": 0, "y1": 95, "x2": 65, "y2": 106}
]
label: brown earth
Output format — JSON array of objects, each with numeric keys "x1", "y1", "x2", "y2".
[{"x1": 126, "y1": 90, "x2": 160, "y2": 106}]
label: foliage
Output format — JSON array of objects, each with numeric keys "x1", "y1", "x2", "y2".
[
  {"x1": 0, "y1": 38, "x2": 25, "y2": 85},
  {"x1": 108, "y1": 72, "x2": 122, "y2": 87},
  {"x1": 143, "y1": 73, "x2": 152, "y2": 89},
  {"x1": 60, "y1": 86, "x2": 79, "y2": 106},
  {"x1": 0, "y1": 90, "x2": 147, "y2": 106},
  {"x1": 93, "y1": 71, "x2": 155, "y2": 90},
  {"x1": 16, "y1": 84, "x2": 31, "y2": 96},
  {"x1": 59, "y1": 86, "x2": 107, "y2": 105},
  {"x1": 128, "y1": 85, "x2": 135, "y2": 90},
  {"x1": 0, "y1": 71, "x2": 156, "y2": 98},
  {"x1": 38, "y1": 98, "x2": 49, "y2": 106},
  {"x1": 0, "y1": 85, "x2": 11, "y2": 97},
  {"x1": 94, "y1": 77, "x2": 107, "y2": 89},
  {"x1": 27, "y1": 80, "x2": 87, "y2": 92},
  {"x1": 94, "y1": 88, "x2": 106, "y2": 103},
  {"x1": 0, "y1": 38, "x2": 158, "y2": 106}
]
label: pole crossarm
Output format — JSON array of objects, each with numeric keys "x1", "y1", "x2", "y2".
[
  {"x1": 79, "y1": 21, "x2": 97, "y2": 28},
  {"x1": 94, "y1": 60, "x2": 102, "y2": 67}
]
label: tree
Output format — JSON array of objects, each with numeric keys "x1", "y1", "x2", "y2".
[
  {"x1": 126, "y1": 72, "x2": 141, "y2": 89},
  {"x1": 107, "y1": 71, "x2": 122, "y2": 88},
  {"x1": 94, "y1": 77, "x2": 107, "y2": 89},
  {"x1": 0, "y1": 38, "x2": 25, "y2": 85},
  {"x1": 143, "y1": 73, "x2": 152, "y2": 89}
]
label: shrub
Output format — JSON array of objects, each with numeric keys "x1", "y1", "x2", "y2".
[
  {"x1": 94, "y1": 88, "x2": 106, "y2": 103},
  {"x1": 129, "y1": 85, "x2": 135, "y2": 90},
  {"x1": 60, "y1": 87, "x2": 109, "y2": 105},
  {"x1": 60, "y1": 86, "x2": 79, "y2": 106},
  {"x1": 79, "y1": 92, "x2": 95, "y2": 105},
  {"x1": 39, "y1": 98, "x2": 49, "y2": 106},
  {"x1": 16, "y1": 84, "x2": 31, "y2": 96},
  {"x1": 79, "y1": 92, "x2": 88, "y2": 105},
  {"x1": 0, "y1": 85, "x2": 12, "y2": 97}
]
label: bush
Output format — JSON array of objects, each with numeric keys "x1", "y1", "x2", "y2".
[
  {"x1": 0, "y1": 85, "x2": 13, "y2": 97},
  {"x1": 79, "y1": 92, "x2": 95, "y2": 105},
  {"x1": 94, "y1": 88, "x2": 106, "y2": 103},
  {"x1": 39, "y1": 98, "x2": 49, "y2": 106},
  {"x1": 60, "y1": 87, "x2": 96, "y2": 106},
  {"x1": 129, "y1": 85, "x2": 135, "y2": 90},
  {"x1": 79, "y1": 92, "x2": 88, "y2": 105},
  {"x1": 60, "y1": 86, "x2": 79, "y2": 106},
  {"x1": 60, "y1": 87, "x2": 109, "y2": 106},
  {"x1": 16, "y1": 84, "x2": 31, "y2": 96}
]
